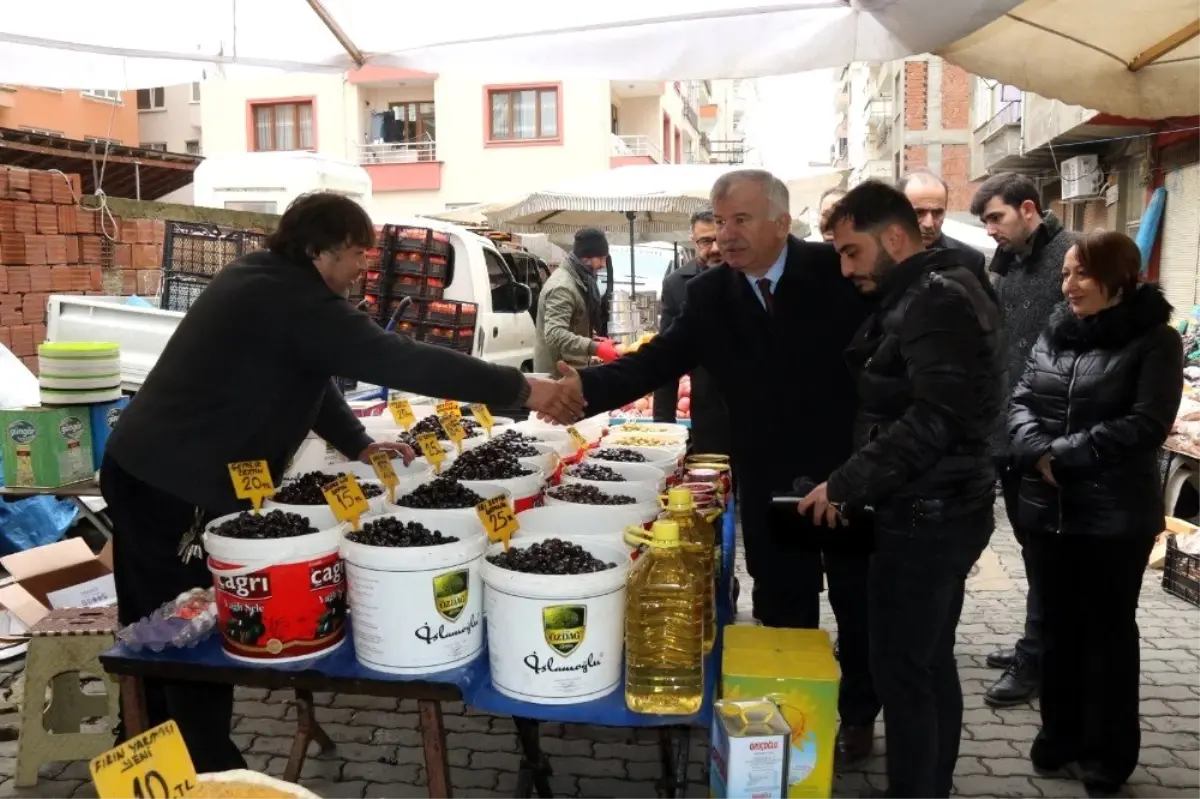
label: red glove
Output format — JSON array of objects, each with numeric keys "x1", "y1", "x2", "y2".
[{"x1": 594, "y1": 338, "x2": 621, "y2": 363}]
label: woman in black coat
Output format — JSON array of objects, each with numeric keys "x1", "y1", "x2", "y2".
[{"x1": 1008, "y1": 230, "x2": 1183, "y2": 793}]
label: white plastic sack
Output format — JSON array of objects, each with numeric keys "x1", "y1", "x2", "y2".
[{"x1": 0, "y1": 344, "x2": 38, "y2": 409}]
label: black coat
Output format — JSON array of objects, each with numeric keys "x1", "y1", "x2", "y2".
[
  {"x1": 652, "y1": 259, "x2": 730, "y2": 455},
  {"x1": 827, "y1": 248, "x2": 1005, "y2": 523},
  {"x1": 1008, "y1": 284, "x2": 1183, "y2": 538},
  {"x1": 579, "y1": 236, "x2": 871, "y2": 585},
  {"x1": 932, "y1": 232, "x2": 997, "y2": 306}
]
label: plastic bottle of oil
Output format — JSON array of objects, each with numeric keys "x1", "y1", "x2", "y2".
[
  {"x1": 660, "y1": 487, "x2": 716, "y2": 653},
  {"x1": 625, "y1": 519, "x2": 705, "y2": 715}
]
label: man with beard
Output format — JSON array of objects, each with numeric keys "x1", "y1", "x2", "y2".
[
  {"x1": 652, "y1": 207, "x2": 730, "y2": 455},
  {"x1": 969, "y1": 173, "x2": 1077, "y2": 707},
  {"x1": 534, "y1": 228, "x2": 620, "y2": 374},
  {"x1": 799, "y1": 180, "x2": 1003, "y2": 798},
  {"x1": 897, "y1": 171, "x2": 995, "y2": 302},
  {"x1": 553, "y1": 169, "x2": 880, "y2": 764}
]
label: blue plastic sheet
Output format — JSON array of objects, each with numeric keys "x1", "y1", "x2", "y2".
[
  {"x1": 105, "y1": 501, "x2": 740, "y2": 728},
  {"x1": 0, "y1": 452, "x2": 79, "y2": 556}
]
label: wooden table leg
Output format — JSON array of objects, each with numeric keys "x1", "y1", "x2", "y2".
[
  {"x1": 284, "y1": 689, "x2": 335, "y2": 784},
  {"x1": 418, "y1": 699, "x2": 453, "y2": 798},
  {"x1": 118, "y1": 675, "x2": 149, "y2": 738}
]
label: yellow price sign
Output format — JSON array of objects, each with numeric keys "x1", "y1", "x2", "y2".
[
  {"x1": 440, "y1": 415, "x2": 467, "y2": 452},
  {"x1": 415, "y1": 432, "x2": 446, "y2": 474},
  {"x1": 227, "y1": 460, "x2": 275, "y2": 512},
  {"x1": 435, "y1": 399, "x2": 462, "y2": 420},
  {"x1": 89, "y1": 720, "x2": 198, "y2": 799},
  {"x1": 476, "y1": 494, "x2": 519, "y2": 549},
  {"x1": 470, "y1": 403, "x2": 495, "y2": 437},
  {"x1": 566, "y1": 426, "x2": 588, "y2": 452},
  {"x1": 369, "y1": 451, "x2": 400, "y2": 504},
  {"x1": 322, "y1": 474, "x2": 370, "y2": 530},
  {"x1": 388, "y1": 398, "x2": 416, "y2": 430}
]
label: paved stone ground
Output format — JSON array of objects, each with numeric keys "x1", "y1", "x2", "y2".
[{"x1": 0, "y1": 502, "x2": 1196, "y2": 798}]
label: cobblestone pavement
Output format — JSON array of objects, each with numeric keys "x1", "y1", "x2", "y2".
[{"x1": 0, "y1": 503, "x2": 1196, "y2": 798}]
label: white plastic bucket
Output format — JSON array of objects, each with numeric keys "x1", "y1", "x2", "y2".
[
  {"x1": 458, "y1": 433, "x2": 491, "y2": 452},
  {"x1": 586, "y1": 446, "x2": 679, "y2": 477},
  {"x1": 263, "y1": 478, "x2": 389, "y2": 529},
  {"x1": 518, "y1": 443, "x2": 560, "y2": 478},
  {"x1": 561, "y1": 461, "x2": 666, "y2": 493},
  {"x1": 203, "y1": 513, "x2": 346, "y2": 664},
  {"x1": 391, "y1": 481, "x2": 513, "y2": 518},
  {"x1": 313, "y1": 458, "x2": 432, "y2": 486},
  {"x1": 516, "y1": 506, "x2": 636, "y2": 547},
  {"x1": 360, "y1": 405, "x2": 435, "y2": 433},
  {"x1": 604, "y1": 435, "x2": 687, "y2": 460},
  {"x1": 481, "y1": 536, "x2": 632, "y2": 704},
  {"x1": 460, "y1": 469, "x2": 546, "y2": 513},
  {"x1": 543, "y1": 482, "x2": 660, "y2": 525},
  {"x1": 607, "y1": 421, "x2": 690, "y2": 441},
  {"x1": 340, "y1": 510, "x2": 488, "y2": 674}
]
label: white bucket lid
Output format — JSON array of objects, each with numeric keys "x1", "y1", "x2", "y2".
[
  {"x1": 339, "y1": 510, "x2": 488, "y2": 568},
  {"x1": 479, "y1": 534, "x2": 632, "y2": 599}
]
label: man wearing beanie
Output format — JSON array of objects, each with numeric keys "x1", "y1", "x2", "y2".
[{"x1": 534, "y1": 227, "x2": 620, "y2": 373}]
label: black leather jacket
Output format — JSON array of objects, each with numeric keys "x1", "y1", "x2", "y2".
[
  {"x1": 1009, "y1": 284, "x2": 1183, "y2": 538},
  {"x1": 827, "y1": 248, "x2": 1005, "y2": 524}
]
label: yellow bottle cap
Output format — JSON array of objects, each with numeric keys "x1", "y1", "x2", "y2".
[
  {"x1": 651, "y1": 519, "x2": 681, "y2": 546},
  {"x1": 664, "y1": 486, "x2": 694, "y2": 512}
]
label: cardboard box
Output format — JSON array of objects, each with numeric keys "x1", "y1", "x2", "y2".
[
  {"x1": 89, "y1": 396, "x2": 130, "y2": 470},
  {"x1": 722, "y1": 625, "x2": 841, "y2": 799},
  {"x1": 710, "y1": 698, "x2": 791, "y2": 799},
  {"x1": 0, "y1": 537, "x2": 115, "y2": 638},
  {"x1": 0, "y1": 406, "x2": 94, "y2": 488}
]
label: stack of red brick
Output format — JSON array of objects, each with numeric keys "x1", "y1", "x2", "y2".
[{"x1": 0, "y1": 165, "x2": 167, "y2": 374}]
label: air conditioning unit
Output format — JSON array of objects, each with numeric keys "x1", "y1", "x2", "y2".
[{"x1": 1060, "y1": 154, "x2": 1104, "y2": 201}]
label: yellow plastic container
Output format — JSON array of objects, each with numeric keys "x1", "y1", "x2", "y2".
[
  {"x1": 625, "y1": 519, "x2": 705, "y2": 715},
  {"x1": 659, "y1": 487, "x2": 716, "y2": 653},
  {"x1": 721, "y1": 624, "x2": 841, "y2": 799}
]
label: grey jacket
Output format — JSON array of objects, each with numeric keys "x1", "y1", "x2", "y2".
[
  {"x1": 534, "y1": 265, "x2": 595, "y2": 373},
  {"x1": 989, "y1": 211, "x2": 1077, "y2": 456}
]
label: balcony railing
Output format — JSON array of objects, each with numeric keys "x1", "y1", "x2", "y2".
[
  {"x1": 358, "y1": 141, "x2": 437, "y2": 164},
  {"x1": 611, "y1": 134, "x2": 663, "y2": 163},
  {"x1": 683, "y1": 101, "x2": 699, "y2": 130},
  {"x1": 707, "y1": 139, "x2": 746, "y2": 165},
  {"x1": 976, "y1": 100, "x2": 1023, "y2": 141},
  {"x1": 867, "y1": 97, "x2": 893, "y2": 139}
]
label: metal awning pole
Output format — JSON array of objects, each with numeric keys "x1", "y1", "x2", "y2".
[
  {"x1": 306, "y1": 0, "x2": 367, "y2": 67},
  {"x1": 134, "y1": 163, "x2": 141, "y2": 200},
  {"x1": 626, "y1": 210, "x2": 636, "y2": 294}
]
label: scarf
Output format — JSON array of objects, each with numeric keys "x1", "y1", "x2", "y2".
[{"x1": 565, "y1": 252, "x2": 605, "y2": 336}]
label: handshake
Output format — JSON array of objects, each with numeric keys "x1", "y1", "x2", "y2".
[{"x1": 524, "y1": 361, "x2": 588, "y2": 426}]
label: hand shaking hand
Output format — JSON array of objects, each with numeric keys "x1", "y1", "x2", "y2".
[{"x1": 525, "y1": 361, "x2": 586, "y2": 425}]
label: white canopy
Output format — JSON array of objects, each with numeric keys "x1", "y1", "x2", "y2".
[{"x1": 0, "y1": 1, "x2": 1023, "y2": 89}]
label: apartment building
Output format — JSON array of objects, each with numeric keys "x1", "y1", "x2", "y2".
[
  {"x1": 189, "y1": 68, "x2": 715, "y2": 220},
  {"x1": 701, "y1": 79, "x2": 755, "y2": 166},
  {"x1": 833, "y1": 56, "x2": 977, "y2": 214},
  {"x1": 0, "y1": 86, "x2": 139, "y2": 144}
]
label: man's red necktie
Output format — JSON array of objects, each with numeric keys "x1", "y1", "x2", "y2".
[{"x1": 757, "y1": 278, "x2": 775, "y2": 315}]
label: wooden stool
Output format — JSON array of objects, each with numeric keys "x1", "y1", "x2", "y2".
[{"x1": 16, "y1": 607, "x2": 119, "y2": 787}]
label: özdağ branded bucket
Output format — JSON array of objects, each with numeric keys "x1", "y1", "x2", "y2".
[
  {"x1": 516, "y1": 506, "x2": 633, "y2": 549},
  {"x1": 543, "y1": 482, "x2": 661, "y2": 526},
  {"x1": 339, "y1": 510, "x2": 488, "y2": 674},
  {"x1": 203, "y1": 512, "x2": 346, "y2": 663},
  {"x1": 460, "y1": 469, "x2": 546, "y2": 513},
  {"x1": 262, "y1": 478, "x2": 389, "y2": 529},
  {"x1": 480, "y1": 535, "x2": 632, "y2": 704}
]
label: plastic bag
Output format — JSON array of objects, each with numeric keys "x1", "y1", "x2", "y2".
[
  {"x1": 0, "y1": 343, "x2": 38, "y2": 409},
  {"x1": 0, "y1": 492, "x2": 79, "y2": 556}
]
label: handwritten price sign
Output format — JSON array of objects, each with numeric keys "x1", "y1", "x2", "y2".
[
  {"x1": 470, "y1": 404, "x2": 495, "y2": 437},
  {"x1": 369, "y1": 451, "x2": 400, "y2": 504},
  {"x1": 441, "y1": 415, "x2": 467, "y2": 452},
  {"x1": 415, "y1": 432, "x2": 446, "y2": 474},
  {"x1": 388, "y1": 398, "x2": 416, "y2": 430},
  {"x1": 475, "y1": 494, "x2": 518, "y2": 549},
  {"x1": 322, "y1": 474, "x2": 370, "y2": 530},
  {"x1": 227, "y1": 460, "x2": 275, "y2": 512},
  {"x1": 90, "y1": 720, "x2": 197, "y2": 799},
  {"x1": 435, "y1": 400, "x2": 462, "y2": 420},
  {"x1": 566, "y1": 426, "x2": 589, "y2": 452}
]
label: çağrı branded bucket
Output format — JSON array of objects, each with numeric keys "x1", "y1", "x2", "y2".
[
  {"x1": 480, "y1": 535, "x2": 632, "y2": 704},
  {"x1": 340, "y1": 510, "x2": 487, "y2": 674},
  {"x1": 203, "y1": 513, "x2": 346, "y2": 663},
  {"x1": 461, "y1": 469, "x2": 546, "y2": 513}
]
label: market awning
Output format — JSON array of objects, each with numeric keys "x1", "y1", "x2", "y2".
[{"x1": 0, "y1": 128, "x2": 200, "y2": 200}]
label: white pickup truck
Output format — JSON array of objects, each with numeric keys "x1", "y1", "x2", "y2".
[{"x1": 45, "y1": 217, "x2": 540, "y2": 393}]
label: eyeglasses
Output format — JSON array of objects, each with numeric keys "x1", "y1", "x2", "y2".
[{"x1": 693, "y1": 237, "x2": 717, "y2": 247}]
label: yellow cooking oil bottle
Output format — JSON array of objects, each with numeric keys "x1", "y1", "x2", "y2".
[
  {"x1": 659, "y1": 486, "x2": 716, "y2": 653},
  {"x1": 625, "y1": 519, "x2": 705, "y2": 714}
]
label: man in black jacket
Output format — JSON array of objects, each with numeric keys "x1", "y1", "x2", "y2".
[
  {"x1": 652, "y1": 207, "x2": 730, "y2": 454},
  {"x1": 556, "y1": 169, "x2": 880, "y2": 764},
  {"x1": 799, "y1": 181, "x2": 1004, "y2": 798},
  {"x1": 897, "y1": 171, "x2": 996, "y2": 303}
]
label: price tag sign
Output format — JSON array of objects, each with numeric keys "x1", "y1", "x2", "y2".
[
  {"x1": 435, "y1": 399, "x2": 462, "y2": 420},
  {"x1": 90, "y1": 720, "x2": 198, "y2": 799},
  {"x1": 322, "y1": 474, "x2": 370, "y2": 530},
  {"x1": 566, "y1": 426, "x2": 589, "y2": 452},
  {"x1": 441, "y1": 415, "x2": 467, "y2": 452},
  {"x1": 388, "y1": 398, "x2": 416, "y2": 430},
  {"x1": 227, "y1": 460, "x2": 275, "y2": 512},
  {"x1": 470, "y1": 403, "x2": 495, "y2": 437},
  {"x1": 476, "y1": 494, "x2": 519, "y2": 550},
  {"x1": 415, "y1": 432, "x2": 446, "y2": 474},
  {"x1": 369, "y1": 451, "x2": 400, "y2": 504}
]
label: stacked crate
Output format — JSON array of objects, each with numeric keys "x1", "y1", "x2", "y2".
[{"x1": 159, "y1": 222, "x2": 269, "y2": 312}]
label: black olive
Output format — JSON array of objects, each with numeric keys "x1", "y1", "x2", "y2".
[
  {"x1": 546, "y1": 484, "x2": 638, "y2": 506},
  {"x1": 444, "y1": 445, "x2": 535, "y2": 482},
  {"x1": 589, "y1": 448, "x2": 647, "y2": 464},
  {"x1": 395, "y1": 476, "x2": 485, "y2": 509},
  {"x1": 565, "y1": 463, "x2": 627, "y2": 482},
  {"x1": 412, "y1": 414, "x2": 482, "y2": 441},
  {"x1": 486, "y1": 537, "x2": 616, "y2": 575},
  {"x1": 347, "y1": 517, "x2": 459, "y2": 547},
  {"x1": 275, "y1": 471, "x2": 384, "y2": 505},
  {"x1": 211, "y1": 510, "x2": 319, "y2": 540}
]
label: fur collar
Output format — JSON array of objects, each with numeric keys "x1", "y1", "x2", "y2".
[{"x1": 1047, "y1": 283, "x2": 1173, "y2": 352}]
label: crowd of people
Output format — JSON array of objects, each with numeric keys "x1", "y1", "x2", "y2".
[{"x1": 539, "y1": 168, "x2": 1182, "y2": 798}]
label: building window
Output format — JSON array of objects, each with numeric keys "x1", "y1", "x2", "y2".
[
  {"x1": 82, "y1": 89, "x2": 121, "y2": 102},
  {"x1": 191, "y1": 82, "x2": 202, "y2": 103},
  {"x1": 85, "y1": 135, "x2": 121, "y2": 146},
  {"x1": 251, "y1": 101, "x2": 314, "y2": 151},
  {"x1": 185, "y1": 140, "x2": 201, "y2": 155},
  {"x1": 387, "y1": 102, "x2": 436, "y2": 143},
  {"x1": 488, "y1": 87, "x2": 558, "y2": 141},
  {"x1": 611, "y1": 104, "x2": 618, "y2": 135},
  {"x1": 140, "y1": 142, "x2": 168, "y2": 151},
  {"x1": 137, "y1": 87, "x2": 165, "y2": 111},
  {"x1": 19, "y1": 127, "x2": 63, "y2": 138}
]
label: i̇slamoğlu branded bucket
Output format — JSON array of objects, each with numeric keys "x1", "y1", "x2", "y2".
[
  {"x1": 460, "y1": 469, "x2": 546, "y2": 513},
  {"x1": 480, "y1": 535, "x2": 632, "y2": 704},
  {"x1": 340, "y1": 510, "x2": 487, "y2": 674},
  {"x1": 203, "y1": 512, "x2": 346, "y2": 663}
]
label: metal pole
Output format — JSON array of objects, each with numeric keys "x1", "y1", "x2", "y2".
[
  {"x1": 626, "y1": 210, "x2": 636, "y2": 295},
  {"x1": 134, "y1": 163, "x2": 141, "y2": 200},
  {"x1": 672, "y1": 242, "x2": 679, "y2": 274}
]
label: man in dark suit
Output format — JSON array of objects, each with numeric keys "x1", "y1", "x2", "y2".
[
  {"x1": 556, "y1": 169, "x2": 880, "y2": 763},
  {"x1": 897, "y1": 171, "x2": 996, "y2": 303},
  {"x1": 652, "y1": 207, "x2": 730, "y2": 455}
]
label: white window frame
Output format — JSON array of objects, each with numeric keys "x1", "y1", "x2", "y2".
[
  {"x1": 141, "y1": 142, "x2": 168, "y2": 151},
  {"x1": 81, "y1": 89, "x2": 122, "y2": 103},
  {"x1": 190, "y1": 82, "x2": 202, "y2": 103},
  {"x1": 185, "y1": 139, "x2": 201, "y2": 155},
  {"x1": 137, "y1": 87, "x2": 166, "y2": 112},
  {"x1": 85, "y1": 135, "x2": 120, "y2": 147},
  {"x1": 20, "y1": 126, "x2": 64, "y2": 138}
]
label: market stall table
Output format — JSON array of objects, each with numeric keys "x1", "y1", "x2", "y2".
[{"x1": 0, "y1": 480, "x2": 113, "y2": 540}]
